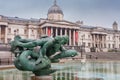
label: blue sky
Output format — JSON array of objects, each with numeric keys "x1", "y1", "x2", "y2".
[{"x1": 0, "y1": 0, "x2": 120, "y2": 28}]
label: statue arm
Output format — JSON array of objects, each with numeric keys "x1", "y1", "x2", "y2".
[
  {"x1": 19, "y1": 39, "x2": 34, "y2": 43},
  {"x1": 60, "y1": 46, "x2": 66, "y2": 52},
  {"x1": 40, "y1": 40, "x2": 54, "y2": 56},
  {"x1": 15, "y1": 40, "x2": 37, "y2": 48}
]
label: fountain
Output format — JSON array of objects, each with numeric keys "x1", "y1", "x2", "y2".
[{"x1": 9, "y1": 35, "x2": 78, "y2": 80}]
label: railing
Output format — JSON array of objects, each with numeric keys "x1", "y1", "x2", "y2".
[
  {"x1": 0, "y1": 43, "x2": 11, "y2": 51},
  {"x1": 87, "y1": 54, "x2": 98, "y2": 59},
  {"x1": 64, "y1": 46, "x2": 84, "y2": 52},
  {"x1": 0, "y1": 58, "x2": 13, "y2": 65}
]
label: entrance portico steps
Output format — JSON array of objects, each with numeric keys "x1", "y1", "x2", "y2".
[
  {"x1": 0, "y1": 65, "x2": 15, "y2": 70},
  {"x1": 86, "y1": 52, "x2": 120, "y2": 60}
]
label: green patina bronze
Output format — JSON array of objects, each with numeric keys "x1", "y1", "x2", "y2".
[{"x1": 10, "y1": 35, "x2": 78, "y2": 76}]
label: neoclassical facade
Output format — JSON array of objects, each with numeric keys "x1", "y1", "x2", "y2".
[
  {"x1": 79, "y1": 22, "x2": 120, "y2": 52},
  {"x1": 0, "y1": 0, "x2": 120, "y2": 52}
]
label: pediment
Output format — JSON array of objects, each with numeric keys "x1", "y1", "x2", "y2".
[{"x1": 39, "y1": 19, "x2": 80, "y2": 29}]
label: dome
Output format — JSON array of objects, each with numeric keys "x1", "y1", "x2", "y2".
[
  {"x1": 113, "y1": 21, "x2": 118, "y2": 25},
  {"x1": 48, "y1": 1, "x2": 63, "y2": 15}
]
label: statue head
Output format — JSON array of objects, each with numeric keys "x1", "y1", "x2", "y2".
[
  {"x1": 14, "y1": 35, "x2": 21, "y2": 41},
  {"x1": 54, "y1": 35, "x2": 69, "y2": 45},
  {"x1": 61, "y1": 35, "x2": 69, "y2": 45}
]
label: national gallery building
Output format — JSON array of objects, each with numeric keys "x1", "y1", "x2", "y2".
[{"x1": 0, "y1": 0, "x2": 120, "y2": 52}]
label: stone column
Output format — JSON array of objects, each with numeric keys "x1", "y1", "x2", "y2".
[
  {"x1": 102, "y1": 35, "x2": 104, "y2": 48},
  {"x1": 97, "y1": 34, "x2": 100, "y2": 48},
  {"x1": 69, "y1": 29, "x2": 71, "y2": 45},
  {"x1": 42, "y1": 28, "x2": 45, "y2": 35},
  {"x1": 99, "y1": 35, "x2": 101, "y2": 48},
  {"x1": 34, "y1": 29, "x2": 37, "y2": 39},
  {"x1": 99, "y1": 35, "x2": 100, "y2": 48},
  {"x1": 92, "y1": 34, "x2": 93, "y2": 47},
  {"x1": 51, "y1": 27, "x2": 53, "y2": 36},
  {"x1": 93, "y1": 34, "x2": 95, "y2": 47},
  {"x1": 5, "y1": 26, "x2": 8, "y2": 43},
  {"x1": 0, "y1": 26, "x2": 1, "y2": 40},
  {"x1": 104, "y1": 35, "x2": 105, "y2": 48},
  {"x1": 46, "y1": 27, "x2": 48, "y2": 35},
  {"x1": 104, "y1": 35, "x2": 106, "y2": 48},
  {"x1": 96, "y1": 35, "x2": 98, "y2": 42},
  {"x1": 92, "y1": 34, "x2": 94, "y2": 47},
  {"x1": 60, "y1": 28, "x2": 62, "y2": 36},
  {"x1": 97, "y1": 35, "x2": 99, "y2": 48},
  {"x1": 73, "y1": 30, "x2": 75, "y2": 46},
  {"x1": 65, "y1": 29, "x2": 67, "y2": 36},
  {"x1": 78, "y1": 32, "x2": 80, "y2": 46},
  {"x1": 28, "y1": 28, "x2": 31, "y2": 38},
  {"x1": 56, "y1": 28, "x2": 58, "y2": 36}
]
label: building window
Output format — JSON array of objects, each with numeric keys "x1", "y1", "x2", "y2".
[
  {"x1": 104, "y1": 44, "x2": 106, "y2": 48},
  {"x1": 95, "y1": 44, "x2": 98, "y2": 48},
  {"x1": 82, "y1": 42, "x2": 85, "y2": 47},
  {"x1": 112, "y1": 44, "x2": 115, "y2": 48},
  {"x1": 92, "y1": 43, "x2": 94, "y2": 47},
  {"x1": 58, "y1": 28, "x2": 60, "y2": 35},
  {"x1": 88, "y1": 35, "x2": 90, "y2": 39},
  {"x1": 108, "y1": 44, "x2": 111, "y2": 48},
  {"x1": 113, "y1": 36, "x2": 115, "y2": 40},
  {"x1": 8, "y1": 28, "x2": 11, "y2": 33},
  {"x1": 24, "y1": 29, "x2": 27, "y2": 34},
  {"x1": 101, "y1": 44, "x2": 103, "y2": 48},
  {"x1": 82, "y1": 34, "x2": 85, "y2": 39},
  {"x1": 32, "y1": 29, "x2": 34, "y2": 34},
  {"x1": 88, "y1": 43, "x2": 91, "y2": 47}
]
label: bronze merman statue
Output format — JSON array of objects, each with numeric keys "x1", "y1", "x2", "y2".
[{"x1": 10, "y1": 35, "x2": 78, "y2": 76}]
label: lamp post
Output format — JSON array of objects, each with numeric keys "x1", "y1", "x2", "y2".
[
  {"x1": 81, "y1": 35, "x2": 84, "y2": 58},
  {"x1": 11, "y1": 30, "x2": 17, "y2": 62}
]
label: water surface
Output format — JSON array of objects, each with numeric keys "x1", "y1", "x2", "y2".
[{"x1": 0, "y1": 61, "x2": 120, "y2": 80}]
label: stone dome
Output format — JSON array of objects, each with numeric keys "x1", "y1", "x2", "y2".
[
  {"x1": 113, "y1": 21, "x2": 118, "y2": 25},
  {"x1": 47, "y1": 0, "x2": 64, "y2": 20},
  {"x1": 47, "y1": 0, "x2": 63, "y2": 15}
]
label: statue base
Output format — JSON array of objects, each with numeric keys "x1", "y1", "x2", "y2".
[{"x1": 31, "y1": 75, "x2": 53, "y2": 80}]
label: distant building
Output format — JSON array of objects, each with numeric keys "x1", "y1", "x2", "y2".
[{"x1": 0, "y1": 0, "x2": 120, "y2": 52}]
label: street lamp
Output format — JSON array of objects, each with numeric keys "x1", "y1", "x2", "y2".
[{"x1": 81, "y1": 35, "x2": 84, "y2": 58}]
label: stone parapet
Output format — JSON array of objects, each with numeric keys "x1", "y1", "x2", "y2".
[{"x1": 31, "y1": 75, "x2": 53, "y2": 80}]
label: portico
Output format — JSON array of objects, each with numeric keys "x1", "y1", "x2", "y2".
[
  {"x1": 91, "y1": 32, "x2": 107, "y2": 51},
  {"x1": 42, "y1": 25, "x2": 79, "y2": 46}
]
